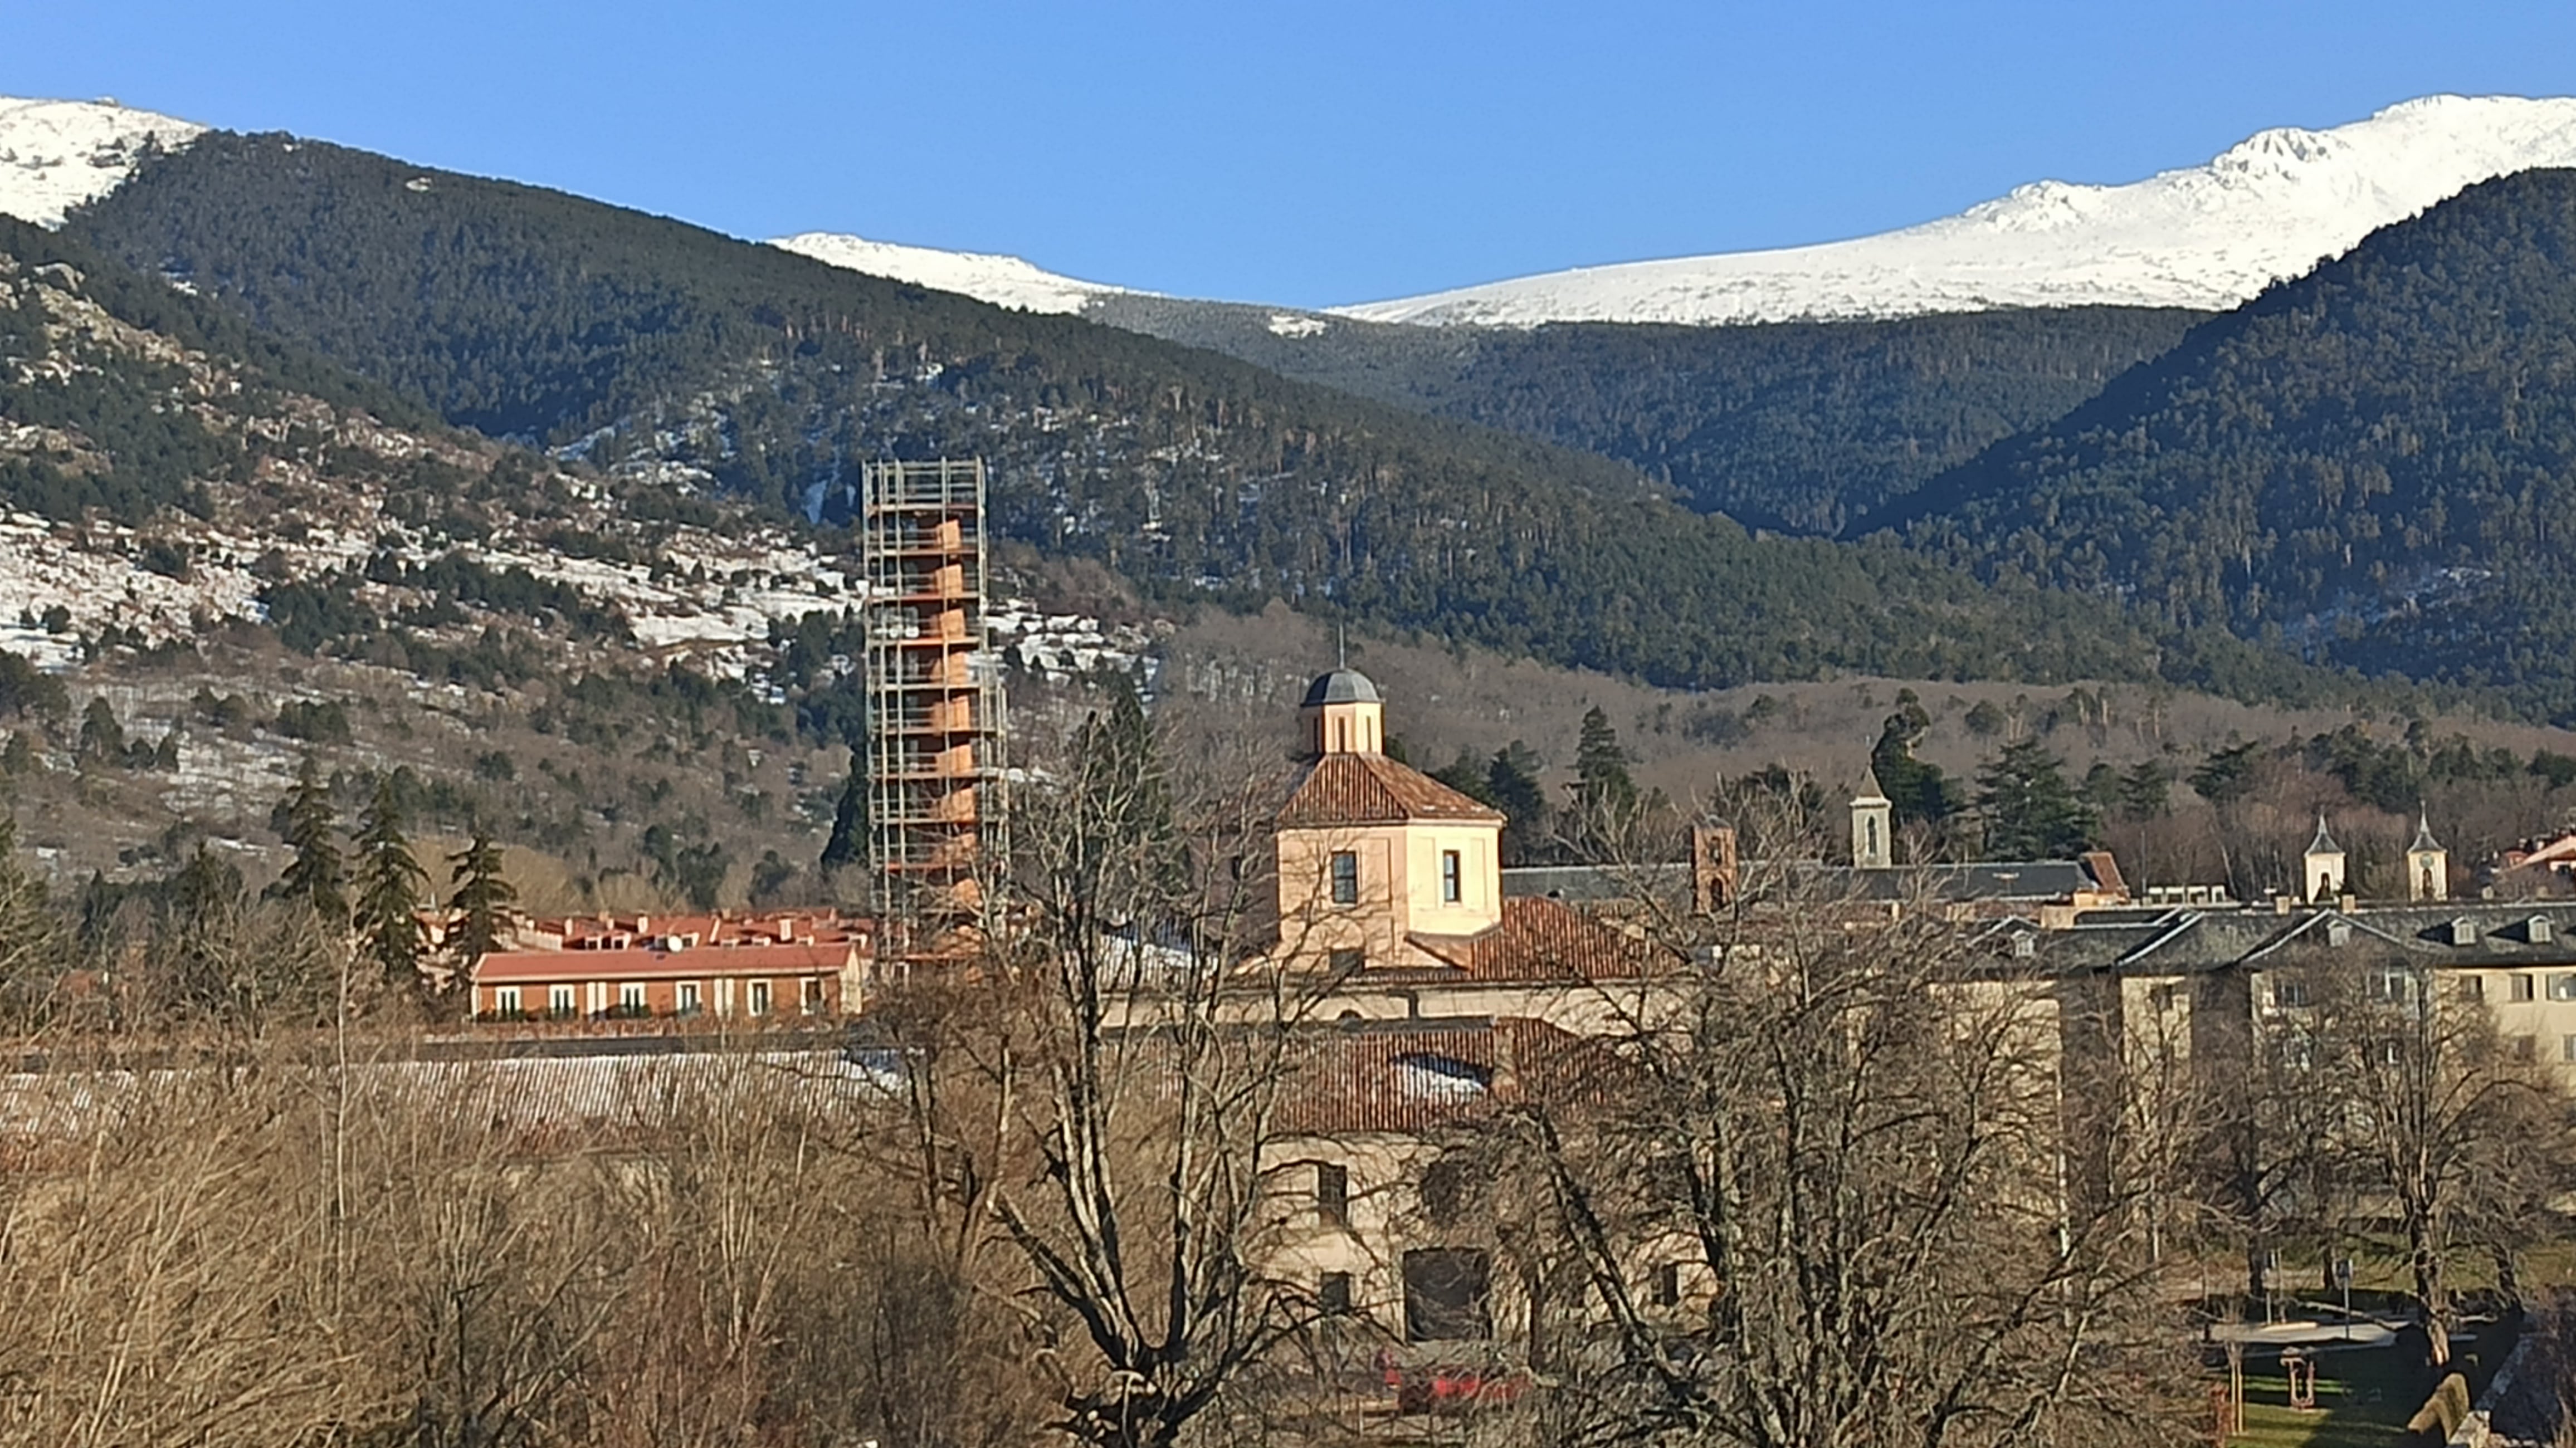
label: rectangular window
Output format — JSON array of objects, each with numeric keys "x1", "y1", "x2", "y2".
[
  {"x1": 748, "y1": 980, "x2": 772, "y2": 1015},
  {"x1": 494, "y1": 986, "x2": 521, "y2": 1018},
  {"x1": 1330, "y1": 851, "x2": 1359, "y2": 906},
  {"x1": 1402, "y1": 1248, "x2": 1493, "y2": 1342},
  {"x1": 618, "y1": 982, "x2": 647, "y2": 1016},
  {"x1": 1316, "y1": 1162, "x2": 1349, "y2": 1227},
  {"x1": 2270, "y1": 979, "x2": 2310, "y2": 1009},
  {"x1": 2514, "y1": 974, "x2": 2538, "y2": 1003},
  {"x1": 676, "y1": 982, "x2": 701, "y2": 1016},
  {"x1": 1319, "y1": 1272, "x2": 1353, "y2": 1316},
  {"x1": 801, "y1": 977, "x2": 825, "y2": 1014},
  {"x1": 2461, "y1": 975, "x2": 2487, "y2": 1002},
  {"x1": 1328, "y1": 947, "x2": 1365, "y2": 974},
  {"x1": 1654, "y1": 1263, "x2": 1681, "y2": 1308},
  {"x1": 548, "y1": 984, "x2": 576, "y2": 1017},
  {"x1": 2516, "y1": 1035, "x2": 2538, "y2": 1063},
  {"x1": 2562, "y1": 1035, "x2": 2576, "y2": 1064},
  {"x1": 1441, "y1": 850, "x2": 1462, "y2": 904},
  {"x1": 2549, "y1": 974, "x2": 2576, "y2": 1002}
]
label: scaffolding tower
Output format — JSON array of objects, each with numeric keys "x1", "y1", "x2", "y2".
[{"x1": 860, "y1": 459, "x2": 1006, "y2": 933}]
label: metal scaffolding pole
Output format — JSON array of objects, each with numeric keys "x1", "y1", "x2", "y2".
[{"x1": 859, "y1": 459, "x2": 1007, "y2": 947}]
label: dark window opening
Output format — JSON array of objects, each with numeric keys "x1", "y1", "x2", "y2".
[
  {"x1": 1330, "y1": 851, "x2": 1359, "y2": 905},
  {"x1": 1655, "y1": 1263, "x2": 1681, "y2": 1308},
  {"x1": 1320, "y1": 1271, "x2": 1353, "y2": 1316},
  {"x1": 1403, "y1": 1248, "x2": 1492, "y2": 1342},
  {"x1": 1329, "y1": 947, "x2": 1365, "y2": 974},
  {"x1": 1316, "y1": 1162, "x2": 1349, "y2": 1226},
  {"x1": 1441, "y1": 850, "x2": 1462, "y2": 903}
]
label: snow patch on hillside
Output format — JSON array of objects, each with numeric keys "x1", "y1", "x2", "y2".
[
  {"x1": 770, "y1": 231, "x2": 1141, "y2": 315},
  {"x1": 0, "y1": 97, "x2": 206, "y2": 227},
  {"x1": 1332, "y1": 95, "x2": 2576, "y2": 327}
]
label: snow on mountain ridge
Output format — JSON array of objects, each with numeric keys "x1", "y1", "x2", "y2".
[
  {"x1": 0, "y1": 97, "x2": 206, "y2": 227},
  {"x1": 769, "y1": 231, "x2": 1144, "y2": 315},
  {"x1": 1330, "y1": 95, "x2": 2576, "y2": 327}
]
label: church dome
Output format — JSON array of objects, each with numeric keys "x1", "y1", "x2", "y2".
[{"x1": 1301, "y1": 668, "x2": 1382, "y2": 707}]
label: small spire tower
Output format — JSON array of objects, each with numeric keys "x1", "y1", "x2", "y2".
[
  {"x1": 1851, "y1": 769, "x2": 1894, "y2": 870},
  {"x1": 2407, "y1": 809, "x2": 2450, "y2": 902},
  {"x1": 2304, "y1": 814, "x2": 2347, "y2": 903}
]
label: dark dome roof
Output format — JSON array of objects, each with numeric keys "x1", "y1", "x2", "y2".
[{"x1": 1302, "y1": 668, "x2": 1382, "y2": 706}]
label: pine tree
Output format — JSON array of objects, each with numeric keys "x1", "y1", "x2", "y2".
[
  {"x1": 1975, "y1": 739, "x2": 2099, "y2": 860},
  {"x1": 1430, "y1": 747, "x2": 1500, "y2": 808},
  {"x1": 446, "y1": 830, "x2": 518, "y2": 971},
  {"x1": 76, "y1": 695, "x2": 124, "y2": 765},
  {"x1": 352, "y1": 774, "x2": 428, "y2": 989},
  {"x1": 269, "y1": 757, "x2": 347, "y2": 923},
  {"x1": 1095, "y1": 669, "x2": 1170, "y2": 846},
  {"x1": 2189, "y1": 740, "x2": 2263, "y2": 806},
  {"x1": 1485, "y1": 742, "x2": 1552, "y2": 866},
  {"x1": 1870, "y1": 704, "x2": 1959, "y2": 828},
  {"x1": 2115, "y1": 760, "x2": 2173, "y2": 820},
  {"x1": 820, "y1": 745, "x2": 868, "y2": 872},
  {"x1": 1068, "y1": 669, "x2": 1183, "y2": 894},
  {"x1": 1573, "y1": 706, "x2": 1639, "y2": 819}
]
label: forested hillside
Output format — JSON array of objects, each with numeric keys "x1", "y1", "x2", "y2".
[
  {"x1": 61, "y1": 130, "x2": 2240, "y2": 696},
  {"x1": 0, "y1": 215, "x2": 434, "y2": 522},
  {"x1": 1877, "y1": 167, "x2": 2576, "y2": 721},
  {"x1": 1087, "y1": 296, "x2": 2203, "y2": 532}
]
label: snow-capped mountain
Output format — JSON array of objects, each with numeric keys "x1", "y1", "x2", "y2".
[
  {"x1": 19, "y1": 90, "x2": 2576, "y2": 336},
  {"x1": 0, "y1": 97, "x2": 205, "y2": 227},
  {"x1": 770, "y1": 231, "x2": 1141, "y2": 315},
  {"x1": 1331, "y1": 95, "x2": 2576, "y2": 327}
]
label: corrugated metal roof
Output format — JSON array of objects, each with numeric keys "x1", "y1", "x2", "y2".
[{"x1": 0, "y1": 1046, "x2": 902, "y2": 1143}]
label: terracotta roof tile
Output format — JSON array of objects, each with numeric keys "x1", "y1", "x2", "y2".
[
  {"x1": 1402, "y1": 897, "x2": 1675, "y2": 984},
  {"x1": 1276, "y1": 1016, "x2": 1621, "y2": 1136},
  {"x1": 475, "y1": 942, "x2": 859, "y2": 985},
  {"x1": 1276, "y1": 753, "x2": 1505, "y2": 829}
]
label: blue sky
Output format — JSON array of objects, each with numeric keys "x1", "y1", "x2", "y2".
[{"x1": 7, "y1": 0, "x2": 2575, "y2": 306}]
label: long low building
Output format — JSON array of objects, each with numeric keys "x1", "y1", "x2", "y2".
[{"x1": 466, "y1": 910, "x2": 873, "y2": 1023}]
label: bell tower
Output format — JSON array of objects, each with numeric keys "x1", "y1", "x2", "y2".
[
  {"x1": 2407, "y1": 809, "x2": 2450, "y2": 902},
  {"x1": 1300, "y1": 668, "x2": 1385, "y2": 757},
  {"x1": 2304, "y1": 814, "x2": 2347, "y2": 903},
  {"x1": 1852, "y1": 769, "x2": 1893, "y2": 870}
]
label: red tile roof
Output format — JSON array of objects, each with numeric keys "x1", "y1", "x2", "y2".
[
  {"x1": 475, "y1": 941, "x2": 858, "y2": 985},
  {"x1": 530, "y1": 909, "x2": 869, "y2": 951},
  {"x1": 1399, "y1": 897, "x2": 1676, "y2": 984},
  {"x1": 1276, "y1": 752, "x2": 1505, "y2": 829},
  {"x1": 1275, "y1": 1016, "x2": 1621, "y2": 1136}
]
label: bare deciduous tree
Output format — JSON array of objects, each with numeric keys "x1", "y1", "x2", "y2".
[
  {"x1": 2260, "y1": 950, "x2": 2569, "y2": 1366},
  {"x1": 1479, "y1": 795, "x2": 2191, "y2": 1448},
  {"x1": 901, "y1": 702, "x2": 1338, "y2": 1448}
]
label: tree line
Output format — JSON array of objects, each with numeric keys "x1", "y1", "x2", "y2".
[{"x1": 0, "y1": 759, "x2": 516, "y2": 1030}]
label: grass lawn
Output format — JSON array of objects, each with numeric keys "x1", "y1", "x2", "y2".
[{"x1": 2228, "y1": 1345, "x2": 2421, "y2": 1448}]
